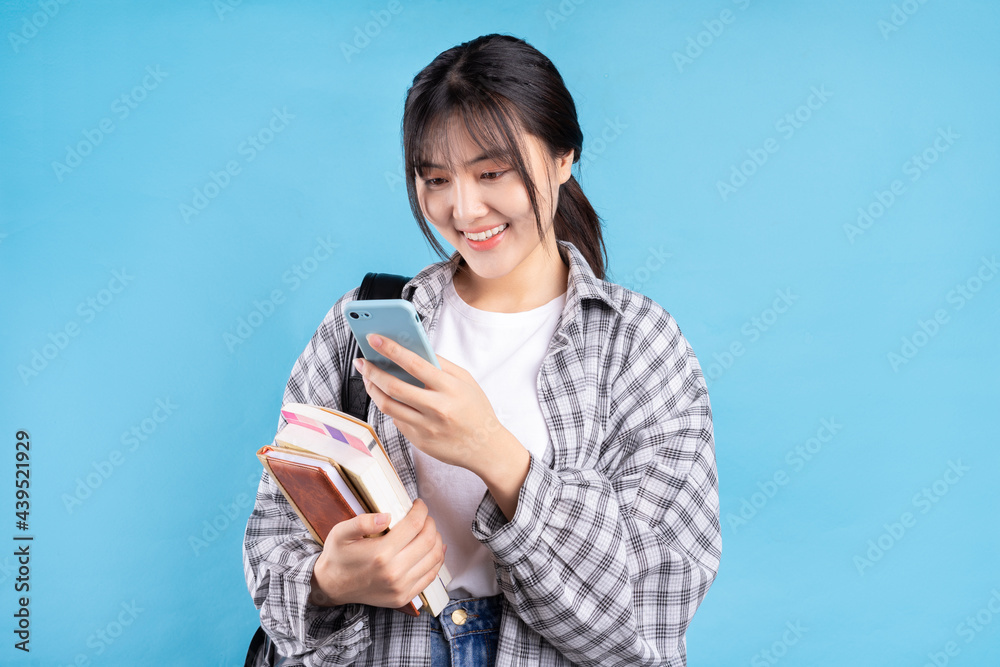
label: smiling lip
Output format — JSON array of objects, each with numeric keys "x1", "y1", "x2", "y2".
[
  {"x1": 463, "y1": 223, "x2": 508, "y2": 251},
  {"x1": 462, "y1": 222, "x2": 508, "y2": 235}
]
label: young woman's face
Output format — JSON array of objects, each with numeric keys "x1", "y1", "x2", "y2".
[{"x1": 415, "y1": 123, "x2": 573, "y2": 282}]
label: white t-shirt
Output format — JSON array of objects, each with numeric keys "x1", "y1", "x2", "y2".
[{"x1": 410, "y1": 274, "x2": 566, "y2": 599}]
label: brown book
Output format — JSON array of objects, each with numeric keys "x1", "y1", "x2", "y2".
[
  {"x1": 256, "y1": 444, "x2": 421, "y2": 617},
  {"x1": 273, "y1": 406, "x2": 452, "y2": 615}
]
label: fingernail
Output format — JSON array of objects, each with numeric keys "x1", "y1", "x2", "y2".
[
  {"x1": 369, "y1": 333, "x2": 382, "y2": 348},
  {"x1": 375, "y1": 513, "x2": 390, "y2": 528},
  {"x1": 354, "y1": 358, "x2": 364, "y2": 372}
]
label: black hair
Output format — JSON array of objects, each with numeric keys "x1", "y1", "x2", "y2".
[{"x1": 401, "y1": 33, "x2": 608, "y2": 280}]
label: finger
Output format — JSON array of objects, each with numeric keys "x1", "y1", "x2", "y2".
[
  {"x1": 362, "y1": 359, "x2": 418, "y2": 406},
  {"x1": 362, "y1": 370, "x2": 425, "y2": 425},
  {"x1": 408, "y1": 562, "x2": 445, "y2": 607},
  {"x1": 403, "y1": 536, "x2": 446, "y2": 601},
  {"x1": 394, "y1": 512, "x2": 439, "y2": 568},
  {"x1": 403, "y1": 525, "x2": 443, "y2": 578},
  {"x1": 366, "y1": 333, "x2": 444, "y2": 388},
  {"x1": 332, "y1": 511, "x2": 391, "y2": 543},
  {"x1": 433, "y1": 352, "x2": 462, "y2": 376},
  {"x1": 433, "y1": 352, "x2": 473, "y2": 381},
  {"x1": 379, "y1": 498, "x2": 430, "y2": 552}
]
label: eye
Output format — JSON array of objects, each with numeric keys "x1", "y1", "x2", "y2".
[
  {"x1": 423, "y1": 177, "x2": 447, "y2": 187},
  {"x1": 482, "y1": 170, "x2": 507, "y2": 181}
]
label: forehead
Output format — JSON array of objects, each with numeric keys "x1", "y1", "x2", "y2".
[
  {"x1": 427, "y1": 121, "x2": 485, "y2": 161},
  {"x1": 419, "y1": 112, "x2": 540, "y2": 172}
]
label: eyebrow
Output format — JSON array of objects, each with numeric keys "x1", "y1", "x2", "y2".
[{"x1": 418, "y1": 153, "x2": 501, "y2": 171}]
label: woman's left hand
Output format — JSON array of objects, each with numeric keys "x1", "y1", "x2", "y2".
[{"x1": 356, "y1": 333, "x2": 507, "y2": 475}]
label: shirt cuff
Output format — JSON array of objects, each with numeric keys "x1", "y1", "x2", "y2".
[
  {"x1": 266, "y1": 549, "x2": 371, "y2": 658},
  {"x1": 470, "y1": 452, "x2": 559, "y2": 565}
]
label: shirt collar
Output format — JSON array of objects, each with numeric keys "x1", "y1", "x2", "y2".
[{"x1": 402, "y1": 239, "x2": 624, "y2": 322}]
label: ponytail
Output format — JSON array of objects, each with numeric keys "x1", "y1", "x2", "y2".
[{"x1": 553, "y1": 173, "x2": 608, "y2": 280}]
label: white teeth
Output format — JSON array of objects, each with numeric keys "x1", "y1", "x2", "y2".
[{"x1": 464, "y1": 223, "x2": 508, "y2": 241}]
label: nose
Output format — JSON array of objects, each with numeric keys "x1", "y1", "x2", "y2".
[{"x1": 452, "y1": 176, "x2": 489, "y2": 225}]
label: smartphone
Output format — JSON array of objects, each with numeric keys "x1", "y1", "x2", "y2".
[{"x1": 343, "y1": 299, "x2": 441, "y2": 388}]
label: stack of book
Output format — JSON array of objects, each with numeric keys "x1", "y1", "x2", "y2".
[{"x1": 256, "y1": 402, "x2": 451, "y2": 617}]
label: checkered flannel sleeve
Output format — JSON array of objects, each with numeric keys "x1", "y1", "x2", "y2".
[
  {"x1": 471, "y1": 304, "x2": 722, "y2": 666},
  {"x1": 242, "y1": 287, "x2": 376, "y2": 666}
]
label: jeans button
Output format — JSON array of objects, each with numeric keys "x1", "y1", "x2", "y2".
[{"x1": 451, "y1": 608, "x2": 468, "y2": 626}]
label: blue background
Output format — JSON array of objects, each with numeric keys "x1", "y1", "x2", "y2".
[{"x1": 2, "y1": 1, "x2": 998, "y2": 665}]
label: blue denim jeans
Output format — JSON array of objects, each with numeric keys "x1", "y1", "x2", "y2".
[{"x1": 428, "y1": 594, "x2": 502, "y2": 666}]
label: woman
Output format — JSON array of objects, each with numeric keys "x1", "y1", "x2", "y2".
[{"x1": 243, "y1": 33, "x2": 721, "y2": 666}]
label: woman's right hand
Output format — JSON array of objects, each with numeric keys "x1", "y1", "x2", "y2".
[{"x1": 308, "y1": 498, "x2": 446, "y2": 610}]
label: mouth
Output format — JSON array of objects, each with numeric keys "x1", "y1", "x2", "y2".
[
  {"x1": 462, "y1": 222, "x2": 508, "y2": 241},
  {"x1": 462, "y1": 222, "x2": 509, "y2": 251}
]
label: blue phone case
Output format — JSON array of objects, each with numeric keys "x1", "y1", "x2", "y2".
[{"x1": 343, "y1": 299, "x2": 441, "y2": 388}]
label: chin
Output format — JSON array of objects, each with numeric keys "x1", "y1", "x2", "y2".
[{"x1": 464, "y1": 259, "x2": 518, "y2": 280}]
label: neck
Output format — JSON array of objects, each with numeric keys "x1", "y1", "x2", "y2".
[{"x1": 453, "y1": 241, "x2": 569, "y2": 313}]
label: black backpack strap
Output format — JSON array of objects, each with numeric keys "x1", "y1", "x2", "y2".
[
  {"x1": 244, "y1": 625, "x2": 268, "y2": 667},
  {"x1": 359, "y1": 271, "x2": 413, "y2": 301},
  {"x1": 341, "y1": 272, "x2": 412, "y2": 421}
]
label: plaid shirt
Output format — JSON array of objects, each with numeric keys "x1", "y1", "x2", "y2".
[{"x1": 243, "y1": 239, "x2": 721, "y2": 666}]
